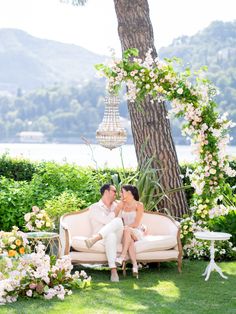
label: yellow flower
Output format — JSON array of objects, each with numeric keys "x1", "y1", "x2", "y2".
[
  {"x1": 19, "y1": 247, "x2": 25, "y2": 254},
  {"x1": 15, "y1": 239, "x2": 22, "y2": 246},
  {"x1": 8, "y1": 250, "x2": 17, "y2": 257}
]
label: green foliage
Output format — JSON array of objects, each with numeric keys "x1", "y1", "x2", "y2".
[
  {"x1": 110, "y1": 157, "x2": 166, "y2": 211},
  {"x1": 180, "y1": 160, "x2": 236, "y2": 208},
  {"x1": 0, "y1": 154, "x2": 38, "y2": 181},
  {"x1": 44, "y1": 191, "x2": 86, "y2": 230},
  {"x1": 0, "y1": 177, "x2": 32, "y2": 231},
  {"x1": 208, "y1": 210, "x2": 236, "y2": 246},
  {"x1": 110, "y1": 155, "x2": 190, "y2": 212},
  {"x1": 0, "y1": 158, "x2": 115, "y2": 231}
]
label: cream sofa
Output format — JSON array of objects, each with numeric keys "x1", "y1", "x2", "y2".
[{"x1": 60, "y1": 209, "x2": 182, "y2": 272}]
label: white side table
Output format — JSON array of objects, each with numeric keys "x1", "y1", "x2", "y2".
[{"x1": 194, "y1": 231, "x2": 232, "y2": 281}]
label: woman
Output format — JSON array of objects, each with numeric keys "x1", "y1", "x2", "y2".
[{"x1": 115, "y1": 185, "x2": 146, "y2": 278}]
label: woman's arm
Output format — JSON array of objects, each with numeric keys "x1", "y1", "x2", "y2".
[
  {"x1": 115, "y1": 201, "x2": 123, "y2": 217},
  {"x1": 129, "y1": 202, "x2": 144, "y2": 228}
]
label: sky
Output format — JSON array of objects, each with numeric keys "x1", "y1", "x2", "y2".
[{"x1": 0, "y1": 0, "x2": 235, "y2": 55}]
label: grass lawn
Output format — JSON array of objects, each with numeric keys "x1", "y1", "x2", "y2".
[{"x1": 1, "y1": 260, "x2": 236, "y2": 314}]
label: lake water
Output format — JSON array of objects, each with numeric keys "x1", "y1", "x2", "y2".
[{"x1": 0, "y1": 143, "x2": 236, "y2": 168}]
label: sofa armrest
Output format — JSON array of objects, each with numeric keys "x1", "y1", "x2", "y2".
[{"x1": 59, "y1": 221, "x2": 71, "y2": 256}]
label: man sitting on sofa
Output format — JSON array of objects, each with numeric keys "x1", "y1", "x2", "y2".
[{"x1": 85, "y1": 184, "x2": 123, "y2": 282}]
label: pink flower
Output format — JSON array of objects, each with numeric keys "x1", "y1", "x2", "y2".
[{"x1": 29, "y1": 283, "x2": 37, "y2": 289}]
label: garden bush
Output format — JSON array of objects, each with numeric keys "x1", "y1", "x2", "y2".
[
  {"x1": 0, "y1": 176, "x2": 32, "y2": 231},
  {"x1": 0, "y1": 154, "x2": 38, "y2": 181},
  {"x1": 208, "y1": 209, "x2": 236, "y2": 245},
  {"x1": 44, "y1": 191, "x2": 87, "y2": 230}
]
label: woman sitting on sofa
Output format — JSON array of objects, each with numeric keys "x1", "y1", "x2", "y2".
[{"x1": 115, "y1": 184, "x2": 146, "y2": 278}]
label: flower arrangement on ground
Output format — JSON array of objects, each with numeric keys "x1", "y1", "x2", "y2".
[
  {"x1": 0, "y1": 244, "x2": 91, "y2": 305},
  {"x1": 24, "y1": 206, "x2": 55, "y2": 232},
  {"x1": 0, "y1": 226, "x2": 29, "y2": 258},
  {"x1": 95, "y1": 48, "x2": 236, "y2": 259}
]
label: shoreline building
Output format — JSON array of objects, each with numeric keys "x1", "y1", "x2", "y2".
[{"x1": 17, "y1": 131, "x2": 45, "y2": 143}]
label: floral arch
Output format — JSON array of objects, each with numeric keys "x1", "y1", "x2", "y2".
[{"x1": 96, "y1": 48, "x2": 236, "y2": 258}]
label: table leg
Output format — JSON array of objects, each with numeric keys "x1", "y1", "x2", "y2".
[{"x1": 203, "y1": 240, "x2": 228, "y2": 281}]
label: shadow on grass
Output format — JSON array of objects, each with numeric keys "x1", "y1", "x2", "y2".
[{"x1": 71, "y1": 260, "x2": 236, "y2": 314}]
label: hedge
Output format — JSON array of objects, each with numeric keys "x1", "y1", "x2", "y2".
[{"x1": 0, "y1": 155, "x2": 235, "y2": 234}]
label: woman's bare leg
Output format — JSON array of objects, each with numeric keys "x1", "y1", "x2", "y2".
[
  {"x1": 128, "y1": 239, "x2": 137, "y2": 267},
  {"x1": 120, "y1": 227, "x2": 132, "y2": 258}
]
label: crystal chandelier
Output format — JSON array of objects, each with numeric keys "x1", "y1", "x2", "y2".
[{"x1": 96, "y1": 95, "x2": 127, "y2": 150}]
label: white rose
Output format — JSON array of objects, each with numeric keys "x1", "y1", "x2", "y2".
[
  {"x1": 26, "y1": 290, "x2": 33, "y2": 297},
  {"x1": 209, "y1": 168, "x2": 216, "y2": 175},
  {"x1": 9, "y1": 237, "x2": 16, "y2": 243},
  {"x1": 24, "y1": 213, "x2": 31, "y2": 222},
  {"x1": 177, "y1": 88, "x2": 183, "y2": 95}
]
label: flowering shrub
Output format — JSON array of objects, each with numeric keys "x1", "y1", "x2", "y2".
[
  {"x1": 0, "y1": 226, "x2": 29, "y2": 258},
  {"x1": 0, "y1": 244, "x2": 91, "y2": 305},
  {"x1": 24, "y1": 206, "x2": 55, "y2": 232},
  {"x1": 183, "y1": 237, "x2": 236, "y2": 261},
  {"x1": 96, "y1": 48, "x2": 236, "y2": 259}
]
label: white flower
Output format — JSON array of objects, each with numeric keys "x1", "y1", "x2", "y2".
[
  {"x1": 209, "y1": 168, "x2": 216, "y2": 175},
  {"x1": 32, "y1": 206, "x2": 40, "y2": 213},
  {"x1": 26, "y1": 290, "x2": 32, "y2": 297},
  {"x1": 177, "y1": 88, "x2": 183, "y2": 95},
  {"x1": 24, "y1": 213, "x2": 31, "y2": 222},
  {"x1": 8, "y1": 237, "x2": 16, "y2": 243}
]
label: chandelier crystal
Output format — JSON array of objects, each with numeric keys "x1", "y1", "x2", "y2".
[{"x1": 96, "y1": 95, "x2": 127, "y2": 150}]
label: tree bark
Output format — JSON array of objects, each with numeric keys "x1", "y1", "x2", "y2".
[{"x1": 113, "y1": 0, "x2": 188, "y2": 218}]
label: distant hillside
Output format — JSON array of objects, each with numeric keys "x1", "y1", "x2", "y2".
[
  {"x1": 0, "y1": 28, "x2": 106, "y2": 92},
  {"x1": 159, "y1": 21, "x2": 236, "y2": 120},
  {"x1": 0, "y1": 22, "x2": 236, "y2": 144}
]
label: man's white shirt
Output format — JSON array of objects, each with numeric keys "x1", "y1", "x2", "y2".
[{"x1": 89, "y1": 200, "x2": 118, "y2": 234}]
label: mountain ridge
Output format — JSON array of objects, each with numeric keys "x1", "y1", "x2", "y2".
[{"x1": 0, "y1": 28, "x2": 107, "y2": 92}]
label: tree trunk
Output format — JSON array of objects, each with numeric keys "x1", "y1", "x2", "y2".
[{"x1": 113, "y1": 0, "x2": 188, "y2": 218}]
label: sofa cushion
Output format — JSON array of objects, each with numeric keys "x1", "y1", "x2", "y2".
[
  {"x1": 72, "y1": 235, "x2": 177, "y2": 254},
  {"x1": 71, "y1": 236, "x2": 123, "y2": 253},
  {"x1": 134, "y1": 235, "x2": 177, "y2": 253}
]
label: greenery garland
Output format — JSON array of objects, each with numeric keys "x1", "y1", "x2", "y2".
[{"x1": 95, "y1": 48, "x2": 236, "y2": 257}]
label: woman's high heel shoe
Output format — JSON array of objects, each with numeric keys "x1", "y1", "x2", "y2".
[
  {"x1": 115, "y1": 256, "x2": 125, "y2": 267},
  {"x1": 132, "y1": 267, "x2": 139, "y2": 279}
]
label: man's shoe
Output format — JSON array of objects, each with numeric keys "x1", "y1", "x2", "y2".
[
  {"x1": 110, "y1": 273, "x2": 119, "y2": 282},
  {"x1": 84, "y1": 236, "x2": 97, "y2": 249}
]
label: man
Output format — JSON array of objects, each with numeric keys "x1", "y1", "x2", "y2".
[{"x1": 85, "y1": 184, "x2": 123, "y2": 282}]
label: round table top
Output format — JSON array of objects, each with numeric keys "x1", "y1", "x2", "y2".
[
  {"x1": 25, "y1": 231, "x2": 59, "y2": 239},
  {"x1": 194, "y1": 231, "x2": 232, "y2": 241}
]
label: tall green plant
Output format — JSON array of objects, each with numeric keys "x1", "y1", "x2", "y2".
[{"x1": 111, "y1": 153, "x2": 190, "y2": 213}]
